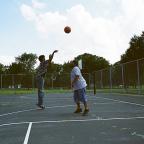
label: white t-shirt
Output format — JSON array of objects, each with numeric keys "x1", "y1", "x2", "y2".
[{"x1": 71, "y1": 66, "x2": 87, "y2": 90}]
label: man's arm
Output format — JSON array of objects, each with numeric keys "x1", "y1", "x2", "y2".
[
  {"x1": 48, "y1": 50, "x2": 58, "y2": 63},
  {"x1": 71, "y1": 75, "x2": 79, "y2": 87}
]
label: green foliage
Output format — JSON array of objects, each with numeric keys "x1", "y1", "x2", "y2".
[
  {"x1": 62, "y1": 53, "x2": 109, "y2": 73},
  {"x1": 0, "y1": 63, "x2": 4, "y2": 74},
  {"x1": 62, "y1": 61, "x2": 74, "y2": 73},
  {"x1": 8, "y1": 62, "x2": 24, "y2": 74},
  {"x1": 15, "y1": 52, "x2": 37, "y2": 73},
  {"x1": 47, "y1": 62, "x2": 62, "y2": 73},
  {"x1": 76, "y1": 53, "x2": 109, "y2": 73},
  {"x1": 121, "y1": 31, "x2": 144, "y2": 63}
]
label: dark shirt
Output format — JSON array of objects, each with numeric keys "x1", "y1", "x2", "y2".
[{"x1": 36, "y1": 60, "x2": 49, "y2": 77}]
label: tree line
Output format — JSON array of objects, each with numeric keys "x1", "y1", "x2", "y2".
[
  {"x1": 1, "y1": 31, "x2": 144, "y2": 74},
  {"x1": 0, "y1": 31, "x2": 144, "y2": 89}
]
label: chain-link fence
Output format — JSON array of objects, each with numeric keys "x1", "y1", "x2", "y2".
[
  {"x1": 0, "y1": 73, "x2": 94, "y2": 91},
  {"x1": 94, "y1": 58, "x2": 144, "y2": 95},
  {"x1": 0, "y1": 74, "x2": 35, "y2": 89},
  {"x1": 1, "y1": 58, "x2": 144, "y2": 95}
]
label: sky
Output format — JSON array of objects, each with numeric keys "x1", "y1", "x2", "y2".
[{"x1": 0, "y1": 0, "x2": 144, "y2": 66}]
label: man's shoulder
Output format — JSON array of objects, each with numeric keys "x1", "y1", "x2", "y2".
[
  {"x1": 73, "y1": 66, "x2": 79, "y2": 70},
  {"x1": 72, "y1": 66, "x2": 80, "y2": 74}
]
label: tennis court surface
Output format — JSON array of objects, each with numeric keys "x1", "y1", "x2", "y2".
[{"x1": 0, "y1": 92, "x2": 144, "y2": 144}]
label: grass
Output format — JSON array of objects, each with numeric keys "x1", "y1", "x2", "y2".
[
  {"x1": 0, "y1": 88, "x2": 73, "y2": 95},
  {"x1": 0, "y1": 89, "x2": 35, "y2": 95},
  {"x1": 0, "y1": 88, "x2": 143, "y2": 96},
  {"x1": 96, "y1": 88, "x2": 144, "y2": 95}
]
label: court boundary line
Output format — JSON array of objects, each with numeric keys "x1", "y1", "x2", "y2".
[
  {"x1": 23, "y1": 122, "x2": 32, "y2": 144},
  {"x1": 0, "y1": 105, "x2": 75, "y2": 117},
  {"x1": 0, "y1": 116, "x2": 144, "y2": 127},
  {"x1": 96, "y1": 92, "x2": 143, "y2": 97},
  {"x1": 97, "y1": 97, "x2": 144, "y2": 107},
  {"x1": 0, "y1": 102, "x2": 119, "y2": 118}
]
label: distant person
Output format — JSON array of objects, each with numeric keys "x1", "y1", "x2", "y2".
[
  {"x1": 71, "y1": 60, "x2": 89, "y2": 115},
  {"x1": 36, "y1": 50, "x2": 58, "y2": 109}
]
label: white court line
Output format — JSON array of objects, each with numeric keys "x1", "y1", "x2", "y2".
[
  {"x1": 32, "y1": 116, "x2": 144, "y2": 123},
  {"x1": 108, "y1": 92, "x2": 143, "y2": 97},
  {"x1": 0, "y1": 121, "x2": 29, "y2": 127},
  {"x1": 0, "y1": 102, "x2": 119, "y2": 118},
  {"x1": 93, "y1": 102, "x2": 120, "y2": 105},
  {"x1": 0, "y1": 109, "x2": 36, "y2": 117},
  {"x1": 97, "y1": 97, "x2": 144, "y2": 107},
  {"x1": 0, "y1": 105, "x2": 75, "y2": 117},
  {"x1": 23, "y1": 122, "x2": 32, "y2": 144},
  {"x1": 45, "y1": 104, "x2": 74, "y2": 109},
  {"x1": 1, "y1": 116, "x2": 144, "y2": 127}
]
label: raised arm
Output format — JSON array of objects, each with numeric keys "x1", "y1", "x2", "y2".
[{"x1": 48, "y1": 50, "x2": 58, "y2": 63}]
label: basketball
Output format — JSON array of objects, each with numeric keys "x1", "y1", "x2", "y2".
[{"x1": 64, "y1": 26, "x2": 71, "y2": 34}]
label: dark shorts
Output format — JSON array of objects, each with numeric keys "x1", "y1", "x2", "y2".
[{"x1": 73, "y1": 88, "x2": 87, "y2": 103}]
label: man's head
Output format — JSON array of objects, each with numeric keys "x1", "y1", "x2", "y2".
[
  {"x1": 72, "y1": 60, "x2": 78, "y2": 66},
  {"x1": 39, "y1": 55, "x2": 45, "y2": 62}
]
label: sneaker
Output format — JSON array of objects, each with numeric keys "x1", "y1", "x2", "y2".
[
  {"x1": 82, "y1": 109, "x2": 89, "y2": 116},
  {"x1": 36, "y1": 104, "x2": 45, "y2": 109},
  {"x1": 74, "y1": 108, "x2": 82, "y2": 113},
  {"x1": 40, "y1": 105, "x2": 45, "y2": 109}
]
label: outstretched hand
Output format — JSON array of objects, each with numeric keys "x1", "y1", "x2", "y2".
[
  {"x1": 49, "y1": 50, "x2": 58, "y2": 62},
  {"x1": 53, "y1": 50, "x2": 58, "y2": 54}
]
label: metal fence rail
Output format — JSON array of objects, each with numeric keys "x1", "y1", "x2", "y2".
[
  {"x1": 94, "y1": 58, "x2": 144, "y2": 95},
  {"x1": 0, "y1": 58, "x2": 144, "y2": 95},
  {"x1": 0, "y1": 73, "x2": 93, "y2": 90}
]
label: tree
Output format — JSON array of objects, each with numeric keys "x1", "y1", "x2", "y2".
[
  {"x1": 121, "y1": 31, "x2": 144, "y2": 63},
  {"x1": 119, "y1": 31, "x2": 144, "y2": 88},
  {"x1": 8, "y1": 62, "x2": 24, "y2": 74},
  {"x1": 62, "y1": 53, "x2": 109, "y2": 73},
  {"x1": 0, "y1": 63, "x2": 4, "y2": 74},
  {"x1": 15, "y1": 53, "x2": 37, "y2": 73},
  {"x1": 76, "y1": 53, "x2": 109, "y2": 73}
]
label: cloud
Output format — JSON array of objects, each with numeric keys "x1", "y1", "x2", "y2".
[
  {"x1": 20, "y1": 4, "x2": 36, "y2": 21},
  {"x1": 32, "y1": 0, "x2": 47, "y2": 9},
  {"x1": 20, "y1": 0, "x2": 144, "y2": 64},
  {"x1": 0, "y1": 56, "x2": 15, "y2": 66}
]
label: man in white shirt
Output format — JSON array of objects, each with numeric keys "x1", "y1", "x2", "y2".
[{"x1": 71, "y1": 60, "x2": 89, "y2": 115}]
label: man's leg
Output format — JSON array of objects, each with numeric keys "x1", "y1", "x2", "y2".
[
  {"x1": 79, "y1": 88, "x2": 89, "y2": 115},
  {"x1": 73, "y1": 90, "x2": 82, "y2": 113},
  {"x1": 38, "y1": 89, "x2": 44, "y2": 105},
  {"x1": 37, "y1": 76, "x2": 45, "y2": 108}
]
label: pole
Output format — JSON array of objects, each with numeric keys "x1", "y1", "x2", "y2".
[
  {"x1": 121, "y1": 64, "x2": 125, "y2": 92},
  {"x1": 109, "y1": 66, "x2": 112, "y2": 92},
  {"x1": 137, "y1": 60, "x2": 141, "y2": 94},
  {"x1": 100, "y1": 70, "x2": 103, "y2": 88},
  {"x1": 93, "y1": 72, "x2": 96, "y2": 95},
  {"x1": 1, "y1": 74, "x2": 2, "y2": 89}
]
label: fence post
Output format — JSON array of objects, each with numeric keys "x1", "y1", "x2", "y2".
[
  {"x1": 12, "y1": 74, "x2": 14, "y2": 88},
  {"x1": 109, "y1": 66, "x2": 112, "y2": 92},
  {"x1": 137, "y1": 60, "x2": 141, "y2": 94},
  {"x1": 121, "y1": 64, "x2": 125, "y2": 92},
  {"x1": 51, "y1": 74, "x2": 53, "y2": 89},
  {"x1": 88, "y1": 73, "x2": 91, "y2": 89},
  {"x1": 100, "y1": 70, "x2": 103, "y2": 88},
  {"x1": 93, "y1": 72, "x2": 96, "y2": 95},
  {"x1": 1, "y1": 74, "x2": 2, "y2": 89},
  {"x1": 32, "y1": 74, "x2": 35, "y2": 91}
]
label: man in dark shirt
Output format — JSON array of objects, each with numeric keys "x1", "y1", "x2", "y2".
[{"x1": 36, "y1": 50, "x2": 58, "y2": 109}]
